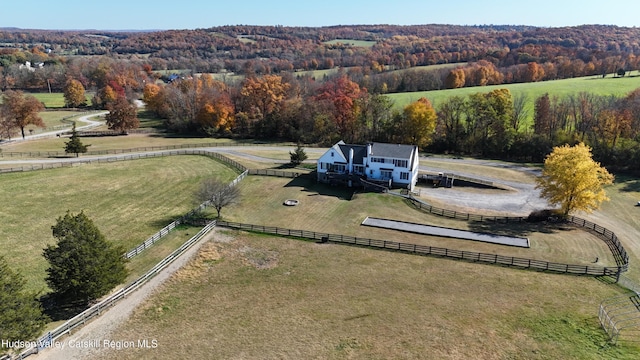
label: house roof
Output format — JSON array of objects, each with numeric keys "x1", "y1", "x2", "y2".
[
  {"x1": 337, "y1": 143, "x2": 367, "y2": 165},
  {"x1": 370, "y1": 142, "x2": 415, "y2": 159}
]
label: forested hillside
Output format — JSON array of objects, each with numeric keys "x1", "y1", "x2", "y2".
[{"x1": 2, "y1": 24, "x2": 640, "y2": 172}]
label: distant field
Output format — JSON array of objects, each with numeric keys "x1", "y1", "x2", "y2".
[
  {"x1": 387, "y1": 74, "x2": 640, "y2": 125},
  {"x1": 0, "y1": 155, "x2": 238, "y2": 292},
  {"x1": 323, "y1": 39, "x2": 377, "y2": 47},
  {"x1": 27, "y1": 92, "x2": 93, "y2": 108},
  {"x1": 386, "y1": 62, "x2": 468, "y2": 74}
]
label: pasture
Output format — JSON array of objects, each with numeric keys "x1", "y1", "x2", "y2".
[
  {"x1": 0, "y1": 155, "x2": 238, "y2": 292},
  {"x1": 27, "y1": 93, "x2": 93, "y2": 108},
  {"x1": 0, "y1": 133, "x2": 241, "y2": 154},
  {"x1": 323, "y1": 39, "x2": 377, "y2": 47},
  {"x1": 219, "y1": 176, "x2": 617, "y2": 267},
  {"x1": 86, "y1": 147, "x2": 639, "y2": 359},
  {"x1": 92, "y1": 232, "x2": 638, "y2": 359},
  {"x1": 387, "y1": 74, "x2": 640, "y2": 126}
]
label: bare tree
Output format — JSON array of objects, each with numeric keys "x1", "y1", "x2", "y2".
[
  {"x1": 195, "y1": 178, "x2": 240, "y2": 218},
  {"x1": 511, "y1": 93, "x2": 529, "y2": 131}
]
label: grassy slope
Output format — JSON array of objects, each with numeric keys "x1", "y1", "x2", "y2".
[
  {"x1": 387, "y1": 74, "x2": 640, "y2": 126},
  {"x1": 94, "y1": 232, "x2": 638, "y2": 360},
  {"x1": 0, "y1": 155, "x2": 238, "y2": 292},
  {"x1": 35, "y1": 147, "x2": 636, "y2": 358}
]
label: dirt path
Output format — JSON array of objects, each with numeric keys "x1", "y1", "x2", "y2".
[{"x1": 28, "y1": 227, "x2": 226, "y2": 360}]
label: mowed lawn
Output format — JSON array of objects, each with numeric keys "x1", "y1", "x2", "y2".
[
  {"x1": 94, "y1": 231, "x2": 639, "y2": 360},
  {"x1": 221, "y1": 175, "x2": 617, "y2": 267},
  {"x1": 0, "y1": 155, "x2": 238, "y2": 292}
]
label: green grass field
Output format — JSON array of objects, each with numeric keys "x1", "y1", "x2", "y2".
[
  {"x1": 323, "y1": 39, "x2": 377, "y2": 47},
  {"x1": 27, "y1": 93, "x2": 93, "y2": 108},
  {"x1": 90, "y1": 152, "x2": 640, "y2": 359},
  {"x1": 2, "y1": 141, "x2": 638, "y2": 357},
  {"x1": 387, "y1": 74, "x2": 640, "y2": 127},
  {"x1": 93, "y1": 232, "x2": 638, "y2": 359},
  {"x1": 0, "y1": 155, "x2": 238, "y2": 292}
]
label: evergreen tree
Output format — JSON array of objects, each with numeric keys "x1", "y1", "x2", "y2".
[
  {"x1": 43, "y1": 212, "x2": 127, "y2": 305},
  {"x1": 289, "y1": 144, "x2": 308, "y2": 166},
  {"x1": 0, "y1": 256, "x2": 47, "y2": 350},
  {"x1": 64, "y1": 124, "x2": 89, "y2": 157}
]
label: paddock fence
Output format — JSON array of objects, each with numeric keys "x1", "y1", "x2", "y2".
[
  {"x1": 124, "y1": 169, "x2": 248, "y2": 259},
  {"x1": 0, "y1": 141, "x2": 293, "y2": 158},
  {"x1": 404, "y1": 195, "x2": 630, "y2": 274},
  {"x1": 216, "y1": 221, "x2": 623, "y2": 279},
  {"x1": 13, "y1": 221, "x2": 218, "y2": 360}
]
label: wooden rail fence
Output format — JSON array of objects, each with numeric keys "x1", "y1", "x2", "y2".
[
  {"x1": 13, "y1": 221, "x2": 218, "y2": 360},
  {"x1": 405, "y1": 196, "x2": 630, "y2": 272},
  {"x1": 216, "y1": 221, "x2": 623, "y2": 278}
]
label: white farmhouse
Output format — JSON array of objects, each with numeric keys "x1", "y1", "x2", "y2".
[{"x1": 317, "y1": 140, "x2": 420, "y2": 191}]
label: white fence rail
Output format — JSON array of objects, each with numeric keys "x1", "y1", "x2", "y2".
[{"x1": 14, "y1": 221, "x2": 217, "y2": 359}]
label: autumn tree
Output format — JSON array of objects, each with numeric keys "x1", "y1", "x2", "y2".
[
  {"x1": 142, "y1": 83, "x2": 165, "y2": 116},
  {"x1": 536, "y1": 143, "x2": 614, "y2": 217},
  {"x1": 445, "y1": 68, "x2": 465, "y2": 89},
  {"x1": 314, "y1": 75, "x2": 365, "y2": 142},
  {"x1": 396, "y1": 97, "x2": 437, "y2": 148},
  {"x1": 524, "y1": 62, "x2": 545, "y2": 82},
  {"x1": 533, "y1": 93, "x2": 553, "y2": 139},
  {"x1": 105, "y1": 97, "x2": 139, "y2": 133},
  {"x1": 195, "y1": 178, "x2": 240, "y2": 218},
  {"x1": 195, "y1": 77, "x2": 234, "y2": 135},
  {"x1": 0, "y1": 256, "x2": 47, "y2": 350},
  {"x1": 466, "y1": 89, "x2": 514, "y2": 155},
  {"x1": 64, "y1": 124, "x2": 89, "y2": 157},
  {"x1": 63, "y1": 78, "x2": 86, "y2": 108},
  {"x1": 436, "y1": 95, "x2": 467, "y2": 153},
  {"x1": 0, "y1": 90, "x2": 45, "y2": 139},
  {"x1": 240, "y1": 75, "x2": 290, "y2": 121},
  {"x1": 43, "y1": 212, "x2": 128, "y2": 305}
]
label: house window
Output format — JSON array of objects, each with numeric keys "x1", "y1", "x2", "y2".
[
  {"x1": 381, "y1": 170, "x2": 392, "y2": 179},
  {"x1": 353, "y1": 165, "x2": 364, "y2": 174},
  {"x1": 371, "y1": 157, "x2": 385, "y2": 163},
  {"x1": 400, "y1": 172, "x2": 409, "y2": 180},
  {"x1": 393, "y1": 159, "x2": 408, "y2": 168}
]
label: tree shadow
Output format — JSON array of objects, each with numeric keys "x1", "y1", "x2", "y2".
[
  {"x1": 619, "y1": 178, "x2": 640, "y2": 193},
  {"x1": 39, "y1": 293, "x2": 89, "y2": 322},
  {"x1": 466, "y1": 219, "x2": 573, "y2": 238},
  {"x1": 284, "y1": 175, "x2": 355, "y2": 200}
]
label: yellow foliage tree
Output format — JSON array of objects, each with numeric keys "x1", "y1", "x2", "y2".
[
  {"x1": 63, "y1": 78, "x2": 86, "y2": 108},
  {"x1": 399, "y1": 97, "x2": 437, "y2": 149},
  {"x1": 536, "y1": 143, "x2": 614, "y2": 217}
]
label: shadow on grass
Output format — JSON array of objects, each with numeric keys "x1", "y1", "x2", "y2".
[
  {"x1": 40, "y1": 293, "x2": 90, "y2": 322},
  {"x1": 467, "y1": 219, "x2": 574, "y2": 237},
  {"x1": 284, "y1": 175, "x2": 355, "y2": 200},
  {"x1": 148, "y1": 215, "x2": 187, "y2": 229},
  {"x1": 620, "y1": 179, "x2": 640, "y2": 193}
]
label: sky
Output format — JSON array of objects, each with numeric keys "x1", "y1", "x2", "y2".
[{"x1": 1, "y1": 0, "x2": 638, "y2": 31}]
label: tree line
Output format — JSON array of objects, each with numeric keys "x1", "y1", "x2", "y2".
[
  {"x1": 140, "y1": 72, "x2": 640, "y2": 173},
  {"x1": 2, "y1": 24, "x2": 640, "y2": 92}
]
